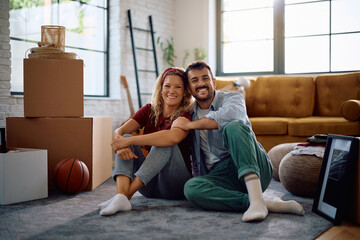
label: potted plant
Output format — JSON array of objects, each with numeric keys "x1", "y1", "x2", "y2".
[{"x1": 157, "y1": 36, "x2": 176, "y2": 67}]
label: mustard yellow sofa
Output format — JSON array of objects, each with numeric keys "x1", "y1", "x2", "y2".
[{"x1": 216, "y1": 72, "x2": 360, "y2": 152}]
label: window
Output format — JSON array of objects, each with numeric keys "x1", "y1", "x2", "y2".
[
  {"x1": 217, "y1": 0, "x2": 360, "y2": 75},
  {"x1": 9, "y1": 0, "x2": 108, "y2": 97}
]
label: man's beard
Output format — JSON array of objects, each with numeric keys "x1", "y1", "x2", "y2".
[{"x1": 192, "y1": 86, "x2": 213, "y2": 102}]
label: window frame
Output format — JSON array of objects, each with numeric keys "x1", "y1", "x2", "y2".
[
  {"x1": 9, "y1": 0, "x2": 109, "y2": 97},
  {"x1": 216, "y1": 0, "x2": 360, "y2": 76}
]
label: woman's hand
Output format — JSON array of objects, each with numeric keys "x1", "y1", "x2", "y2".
[
  {"x1": 112, "y1": 129, "x2": 123, "y2": 142},
  {"x1": 116, "y1": 148, "x2": 138, "y2": 160},
  {"x1": 111, "y1": 131, "x2": 137, "y2": 160},
  {"x1": 111, "y1": 137, "x2": 130, "y2": 153},
  {"x1": 111, "y1": 119, "x2": 141, "y2": 160}
]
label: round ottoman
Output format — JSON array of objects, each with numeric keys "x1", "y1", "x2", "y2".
[
  {"x1": 279, "y1": 153, "x2": 322, "y2": 197},
  {"x1": 268, "y1": 143, "x2": 300, "y2": 181}
]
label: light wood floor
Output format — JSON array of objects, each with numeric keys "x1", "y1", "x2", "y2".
[{"x1": 316, "y1": 221, "x2": 360, "y2": 240}]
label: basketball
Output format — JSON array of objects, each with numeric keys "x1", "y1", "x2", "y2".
[{"x1": 53, "y1": 158, "x2": 89, "y2": 194}]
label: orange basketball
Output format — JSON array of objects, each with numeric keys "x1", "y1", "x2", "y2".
[{"x1": 53, "y1": 158, "x2": 89, "y2": 194}]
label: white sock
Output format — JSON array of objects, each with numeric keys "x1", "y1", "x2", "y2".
[
  {"x1": 265, "y1": 197, "x2": 305, "y2": 215},
  {"x1": 98, "y1": 195, "x2": 116, "y2": 210},
  {"x1": 100, "y1": 194, "x2": 132, "y2": 216},
  {"x1": 242, "y1": 174, "x2": 268, "y2": 222}
]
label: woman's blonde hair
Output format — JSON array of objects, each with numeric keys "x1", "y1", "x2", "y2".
[{"x1": 150, "y1": 67, "x2": 194, "y2": 126}]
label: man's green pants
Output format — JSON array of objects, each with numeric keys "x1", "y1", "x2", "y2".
[{"x1": 184, "y1": 121, "x2": 273, "y2": 212}]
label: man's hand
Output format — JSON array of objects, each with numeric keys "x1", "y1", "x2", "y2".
[
  {"x1": 172, "y1": 117, "x2": 191, "y2": 131},
  {"x1": 116, "y1": 148, "x2": 138, "y2": 160}
]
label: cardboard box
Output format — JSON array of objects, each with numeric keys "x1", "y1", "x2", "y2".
[
  {"x1": 6, "y1": 117, "x2": 112, "y2": 191},
  {"x1": 24, "y1": 58, "x2": 84, "y2": 117},
  {"x1": 0, "y1": 148, "x2": 48, "y2": 205}
]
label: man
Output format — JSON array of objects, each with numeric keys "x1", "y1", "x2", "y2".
[{"x1": 172, "y1": 61, "x2": 304, "y2": 222}]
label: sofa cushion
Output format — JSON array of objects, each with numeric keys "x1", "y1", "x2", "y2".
[
  {"x1": 288, "y1": 116, "x2": 360, "y2": 136},
  {"x1": 247, "y1": 76, "x2": 315, "y2": 118},
  {"x1": 245, "y1": 79, "x2": 256, "y2": 110},
  {"x1": 315, "y1": 72, "x2": 360, "y2": 116},
  {"x1": 215, "y1": 79, "x2": 237, "y2": 90},
  {"x1": 249, "y1": 117, "x2": 292, "y2": 135},
  {"x1": 341, "y1": 99, "x2": 360, "y2": 121}
]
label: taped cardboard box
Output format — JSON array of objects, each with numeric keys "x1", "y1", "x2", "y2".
[
  {"x1": 0, "y1": 148, "x2": 48, "y2": 205},
  {"x1": 6, "y1": 117, "x2": 112, "y2": 191},
  {"x1": 24, "y1": 58, "x2": 84, "y2": 117}
]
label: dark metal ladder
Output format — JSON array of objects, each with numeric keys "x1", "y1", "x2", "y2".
[{"x1": 127, "y1": 9, "x2": 159, "y2": 109}]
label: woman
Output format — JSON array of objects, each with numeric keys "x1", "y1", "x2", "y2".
[{"x1": 98, "y1": 67, "x2": 194, "y2": 216}]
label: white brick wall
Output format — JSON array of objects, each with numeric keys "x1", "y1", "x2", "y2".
[
  {"x1": 119, "y1": 0, "x2": 175, "y2": 107},
  {"x1": 0, "y1": 0, "x2": 12, "y2": 127},
  {"x1": 0, "y1": 0, "x2": 175, "y2": 131}
]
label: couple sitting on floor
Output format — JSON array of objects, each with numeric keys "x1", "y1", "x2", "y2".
[{"x1": 98, "y1": 61, "x2": 305, "y2": 222}]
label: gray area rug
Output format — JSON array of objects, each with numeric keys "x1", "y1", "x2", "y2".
[{"x1": 0, "y1": 178, "x2": 332, "y2": 240}]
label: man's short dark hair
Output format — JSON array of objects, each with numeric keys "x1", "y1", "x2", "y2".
[{"x1": 185, "y1": 61, "x2": 214, "y2": 81}]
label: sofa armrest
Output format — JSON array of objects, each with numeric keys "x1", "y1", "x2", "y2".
[{"x1": 341, "y1": 100, "x2": 360, "y2": 121}]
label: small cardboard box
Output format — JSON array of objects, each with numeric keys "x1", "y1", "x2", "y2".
[
  {"x1": 6, "y1": 117, "x2": 112, "y2": 191},
  {"x1": 0, "y1": 148, "x2": 48, "y2": 205},
  {"x1": 24, "y1": 58, "x2": 84, "y2": 117}
]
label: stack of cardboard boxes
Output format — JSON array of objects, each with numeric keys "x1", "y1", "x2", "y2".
[{"x1": 6, "y1": 58, "x2": 113, "y2": 191}]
